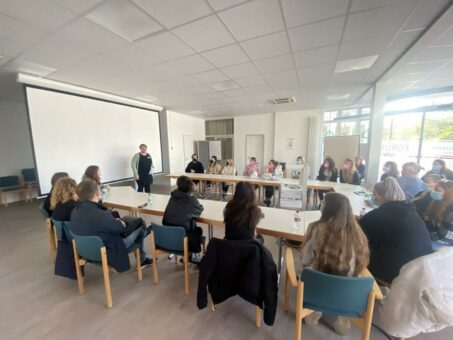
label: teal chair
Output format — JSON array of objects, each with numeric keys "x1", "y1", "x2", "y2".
[
  {"x1": 51, "y1": 219, "x2": 73, "y2": 242},
  {"x1": 40, "y1": 202, "x2": 56, "y2": 262},
  {"x1": 151, "y1": 223, "x2": 204, "y2": 295},
  {"x1": 70, "y1": 231, "x2": 143, "y2": 308},
  {"x1": 284, "y1": 248, "x2": 376, "y2": 340}
]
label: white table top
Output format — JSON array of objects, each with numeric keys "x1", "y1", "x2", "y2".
[{"x1": 103, "y1": 186, "x2": 309, "y2": 241}]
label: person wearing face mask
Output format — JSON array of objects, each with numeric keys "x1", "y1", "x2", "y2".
[
  {"x1": 412, "y1": 174, "x2": 443, "y2": 214},
  {"x1": 185, "y1": 153, "x2": 204, "y2": 174},
  {"x1": 397, "y1": 162, "x2": 426, "y2": 200},
  {"x1": 205, "y1": 156, "x2": 221, "y2": 191},
  {"x1": 359, "y1": 177, "x2": 432, "y2": 283},
  {"x1": 263, "y1": 160, "x2": 283, "y2": 207},
  {"x1": 340, "y1": 158, "x2": 361, "y2": 185},
  {"x1": 416, "y1": 180, "x2": 453, "y2": 245},
  {"x1": 354, "y1": 156, "x2": 366, "y2": 179},
  {"x1": 291, "y1": 156, "x2": 311, "y2": 179},
  {"x1": 316, "y1": 157, "x2": 338, "y2": 203},
  {"x1": 221, "y1": 159, "x2": 236, "y2": 198},
  {"x1": 243, "y1": 157, "x2": 260, "y2": 177},
  {"x1": 422, "y1": 159, "x2": 453, "y2": 181},
  {"x1": 380, "y1": 161, "x2": 400, "y2": 181}
]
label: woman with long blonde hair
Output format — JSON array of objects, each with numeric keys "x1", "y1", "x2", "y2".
[
  {"x1": 50, "y1": 177, "x2": 79, "y2": 221},
  {"x1": 340, "y1": 158, "x2": 361, "y2": 185},
  {"x1": 424, "y1": 180, "x2": 453, "y2": 244}
]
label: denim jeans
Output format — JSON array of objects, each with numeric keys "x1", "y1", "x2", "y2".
[{"x1": 122, "y1": 227, "x2": 147, "y2": 261}]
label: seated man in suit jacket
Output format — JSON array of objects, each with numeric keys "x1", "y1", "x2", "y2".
[{"x1": 71, "y1": 179, "x2": 152, "y2": 272}]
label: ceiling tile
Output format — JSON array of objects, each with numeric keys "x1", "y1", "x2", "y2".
[
  {"x1": 136, "y1": 32, "x2": 195, "y2": 61},
  {"x1": 191, "y1": 84, "x2": 218, "y2": 94},
  {"x1": 339, "y1": 35, "x2": 390, "y2": 60},
  {"x1": 414, "y1": 46, "x2": 453, "y2": 63},
  {"x1": 344, "y1": 2, "x2": 417, "y2": 42},
  {"x1": 173, "y1": 15, "x2": 234, "y2": 52},
  {"x1": 293, "y1": 44, "x2": 338, "y2": 68},
  {"x1": 85, "y1": 0, "x2": 163, "y2": 42},
  {"x1": 207, "y1": 0, "x2": 248, "y2": 11},
  {"x1": 218, "y1": 0, "x2": 284, "y2": 41},
  {"x1": 400, "y1": 60, "x2": 447, "y2": 74},
  {"x1": 0, "y1": 36, "x2": 27, "y2": 56},
  {"x1": 402, "y1": 0, "x2": 449, "y2": 31},
  {"x1": 170, "y1": 54, "x2": 215, "y2": 74},
  {"x1": 388, "y1": 30, "x2": 423, "y2": 52},
  {"x1": 350, "y1": 0, "x2": 416, "y2": 13},
  {"x1": 202, "y1": 44, "x2": 249, "y2": 68},
  {"x1": 298, "y1": 63, "x2": 334, "y2": 86},
  {"x1": 234, "y1": 75, "x2": 267, "y2": 87},
  {"x1": 281, "y1": 0, "x2": 348, "y2": 28},
  {"x1": 51, "y1": 0, "x2": 103, "y2": 13},
  {"x1": 289, "y1": 16, "x2": 345, "y2": 52},
  {"x1": 254, "y1": 54, "x2": 294, "y2": 73},
  {"x1": 241, "y1": 31, "x2": 290, "y2": 60},
  {"x1": 263, "y1": 69, "x2": 298, "y2": 85},
  {"x1": 0, "y1": 13, "x2": 48, "y2": 45},
  {"x1": 192, "y1": 69, "x2": 229, "y2": 83},
  {"x1": 133, "y1": 0, "x2": 212, "y2": 29},
  {"x1": 0, "y1": 55, "x2": 11, "y2": 67},
  {"x1": 221, "y1": 62, "x2": 259, "y2": 79},
  {"x1": 56, "y1": 18, "x2": 129, "y2": 54},
  {"x1": 1, "y1": 0, "x2": 77, "y2": 31},
  {"x1": 432, "y1": 25, "x2": 453, "y2": 47}
]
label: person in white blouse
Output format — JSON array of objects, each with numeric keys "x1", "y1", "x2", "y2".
[{"x1": 221, "y1": 159, "x2": 236, "y2": 199}]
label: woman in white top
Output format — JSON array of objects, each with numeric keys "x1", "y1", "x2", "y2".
[
  {"x1": 264, "y1": 160, "x2": 283, "y2": 206},
  {"x1": 221, "y1": 159, "x2": 236, "y2": 198}
]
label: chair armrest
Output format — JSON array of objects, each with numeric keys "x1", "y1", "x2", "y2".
[
  {"x1": 359, "y1": 268, "x2": 384, "y2": 301},
  {"x1": 285, "y1": 248, "x2": 298, "y2": 287}
]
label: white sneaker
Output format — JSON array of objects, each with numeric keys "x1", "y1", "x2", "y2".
[
  {"x1": 304, "y1": 311, "x2": 322, "y2": 325},
  {"x1": 334, "y1": 317, "x2": 351, "y2": 335}
]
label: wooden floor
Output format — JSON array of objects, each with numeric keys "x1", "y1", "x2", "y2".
[{"x1": 1, "y1": 183, "x2": 452, "y2": 340}]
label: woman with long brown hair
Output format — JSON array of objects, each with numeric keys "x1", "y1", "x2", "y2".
[
  {"x1": 301, "y1": 192, "x2": 369, "y2": 333},
  {"x1": 82, "y1": 165, "x2": 101, "y2": 184},
  {"x1": 424, "y1": 180, "x2": 453, "y2": 244},
  {"x1": 223, "y1": 181, "x2": 262, "y2": 240}
]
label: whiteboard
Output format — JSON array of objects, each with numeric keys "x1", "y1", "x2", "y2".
[
  {"x1": 26, "y1": 86, "x2": 162, "y2": 194},
  {"x1": 324, "y1": 136, "x2": 360, "y2": 166}
]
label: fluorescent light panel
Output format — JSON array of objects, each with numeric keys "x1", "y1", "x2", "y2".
[
  {"x1": 335, "y1": 55, "x2": 379, "y2": 73},
  {"x1": 209, "y1": 80, "x2": 240, "y2": 91},
  {"x1": 327, "y1": 93, "x2": 351, "y2": 100}
]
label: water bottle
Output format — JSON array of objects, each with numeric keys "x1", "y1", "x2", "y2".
[
  {"x1": 147, "y1": 193, "x2": 152, "y2": 205},
  {"x1": 293, "y1": 210, "x2": 302, "y2": 231}
]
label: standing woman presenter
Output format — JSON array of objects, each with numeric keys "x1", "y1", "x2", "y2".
[{"x1": 131, "y1": 144, "x2": 154, "y2": 193}]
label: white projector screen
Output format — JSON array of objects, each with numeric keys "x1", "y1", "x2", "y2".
[{"x1": 25, "y1": 86, "x2": 162, "y2": 195}]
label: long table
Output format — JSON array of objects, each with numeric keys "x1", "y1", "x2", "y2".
[{"x1": 166, "y1": 172, "x2": 368, "y2": 215}]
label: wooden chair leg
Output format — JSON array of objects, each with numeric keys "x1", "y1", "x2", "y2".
[
  {"x1": 151, "y1": 232, "x2": 158, "y2": 284},
  {"x1": 295, "y1": 282, "x2": 304, "y2": 340},
  {"x1": 183, "y1": 237, "x2": 189, "y2": 295},
  {"x1": 284, "y1": 268, "x2": 291, "y2": 313},
  {"x1": 46, "y1": 220, "x2": 56, "y2": 263},
  {"x1": 100, "y1": 247, "x2": 113, "y2": 308},
  {"x1": 255, "y1": 307, "x2": 262, "y2": 328},
  {"x1": 135, "y1": 248, "x2": 142, "y2": 282},
  {"x1": 361, "y1": 292, "x2": 375, "y2": 340},
  {"x1": 72, "y1": 240, "x2": 85, "y2": 295}
]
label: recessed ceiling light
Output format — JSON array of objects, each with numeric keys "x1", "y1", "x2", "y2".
[
  {"x1": 210, "y1": 80, "x2": 240, "y2": 91},
  {"x1": 327, "y1": 94, "x2": 351, "y2": 100},
  {"x1": 335, "y1": 55, "x2": 379, "y2": 73},
  {"x1": 86, "y1": 0, "x2": 162, "y2": 41}
]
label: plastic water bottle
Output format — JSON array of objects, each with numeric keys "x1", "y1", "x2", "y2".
[
  {"x1": 147, "y1": 193, "x2": 152, "y2": 205},
  {"x1": 293, "y1": 210, "x2": 302, "y2": 231}
]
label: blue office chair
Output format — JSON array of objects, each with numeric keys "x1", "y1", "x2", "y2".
[
  {"x1": 150, "y1": 223, "x2": 198, "y2": 295},
  {"x1": 284, "y1": 248, "x2": 376, "y2": 340},
  {"x1": 70, "y1": 231, "x2": 142, "y2": 308}
]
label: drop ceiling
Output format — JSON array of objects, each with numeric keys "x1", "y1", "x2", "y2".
[{"x1": 0, "y1": 0, "x2": 452, "y2": 118}]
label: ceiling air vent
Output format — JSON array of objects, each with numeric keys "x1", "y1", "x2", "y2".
[{"x1": 268, "y1": 96, "x2": 296, "y2": 105}]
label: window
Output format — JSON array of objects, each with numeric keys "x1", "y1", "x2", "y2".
[{"x1": 323, "y1": 107, "x2": 370, "y2": 140}]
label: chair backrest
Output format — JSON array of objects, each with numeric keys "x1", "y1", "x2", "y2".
[
  {"x1": 300, "y1": 268, "x2": 374, "y2": 318},
  {"x1": 51, "y1": 220, "x2": 73, "y2": 241},
  {"x1": 21, "y1": 168, "x2": 36, "y2": 182},
  {"x1": 38, "y1": 202, "x2": 49, "y2": 219},
  {"x1": 70, "y1": 231, "x2": 104, "y2": 262},
  {"x1": 0, "y1": 175, "x2": 20, "y2": 188},
  {"x1": 151, "y1": 223, "x2": 186, "y2": 253}
]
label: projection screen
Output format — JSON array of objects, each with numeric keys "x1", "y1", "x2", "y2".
[{"x1": 25, "y1": 86, "x2": 162, "y2": 195}]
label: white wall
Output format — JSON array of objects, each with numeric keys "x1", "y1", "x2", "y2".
[
  {"x1": 0, "y1": 100, "x2": 34, "y2": 177},
  {"x1": 234, "y1": 113, "x2": 275, "y2": 173},
  {"x1": 167, "y1": 110, "x2": 205, "y2": 174}
]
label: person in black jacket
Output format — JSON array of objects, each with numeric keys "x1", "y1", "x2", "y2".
[
  {"x1": 43, "y1": 171, "x2": 69, "y2": 217},
  {"x1": 162, "y1": 175, "x2": 204, "y2": 260},
  {"x1": 185, "y1": 153, "x2": 204, "y2": 174},
  {"x1": 71, "y1": 179, "x2": 152, "y2": 272},
  {"x1": 197, "y1": 238, "x2": 278, "y2": 326},
  {"x1": 359, "y1": 177, "x2": 432, "y2": 283},
  {"x1": 317, "y1": 157, "x2": 338, "y2": 202},
  {"x1": 339, "y1": 158, "x2": 361, "y2": 185},
  {"x1": 51, "y1": 177, "x2": 79, "y2": 222}
]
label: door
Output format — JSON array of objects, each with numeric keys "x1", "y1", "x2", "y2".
[
  {"x1": 246, "y1": 134, "x2": 265, "y2": 170},
  {"x1": 183, "y1": 134, "x2": 194, "y2": 167}
]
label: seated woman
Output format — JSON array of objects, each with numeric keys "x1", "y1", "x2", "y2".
[
  {"x1": 339, "y1": 158, "x2": 361, "y2": 185},
  {"x1": 354, "y1": 156, "x2": 366, "y2": 179},
  {"x1": 380, "y1": 161, "x2": 399, "y2": 181},
  {"x1": 221, "y1": 159, "x2": 236, "y2": 198},
  {"x1": 263, "y1": 160, "x2": 283, "y2": 207},
  {"x1": 412, "y1": 174, "x2": 443, "y2": 215},
  {"x1": 224, "y1": 181, "x2": 262, "y2": 241},
  {"x1": 422, "y1": 159, "x2": 453, "y2": 181},
  {"x1": 300, "y1": 192, "x2": 370, "y2": 334},
  {"x1": 43, "y1": 172, "x2": 69, "y2": 217},
  {"x1": 359, "y1": 178, "x2": 432, "y2": 284},
  {"x1": 83, "y1": 165, "x2": 110, "y2": 192},
  {"x1": 397, "y1": 162, "x2": 426, "y2": 200},
  {"x1": 162, "y1": 175, "x2": 204, "y2": 262},
  {"x1": 51, "y1": 177, "x2": 79, "y2": 221},
  {"x1": 419, "y1": 180, "x2": 453, "y2": 245},
  {"x1": 205, "y1": 156, "x2": 221, "y2": 191},
  {"x1": 243, "y1": 157, "x2": 260, "y2": 177},
  {"x1": 317, "y1": 157, "x2": 338, "y2": 202}
]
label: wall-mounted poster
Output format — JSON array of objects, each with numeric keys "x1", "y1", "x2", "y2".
[{"x1": 286, "y1": 137, "x2": 295, "y2": 150}]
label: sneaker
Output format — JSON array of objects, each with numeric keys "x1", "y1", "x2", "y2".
[
  {"x1": 190, "y1": 253, "x2": 202, "y2": 264},
  {"x1": 304, "y1": 311, "x2": 322, "y2": 325},
  {"x1": 334, "y1": 317, "x2": 351, "y2": 335},
  {"x1": 141, "y1": 257, "x2": 155, "y2": 268}
]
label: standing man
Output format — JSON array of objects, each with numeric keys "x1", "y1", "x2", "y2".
[{"x1": 131, "y1": 144, "x2": 154, "y2": 193}]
